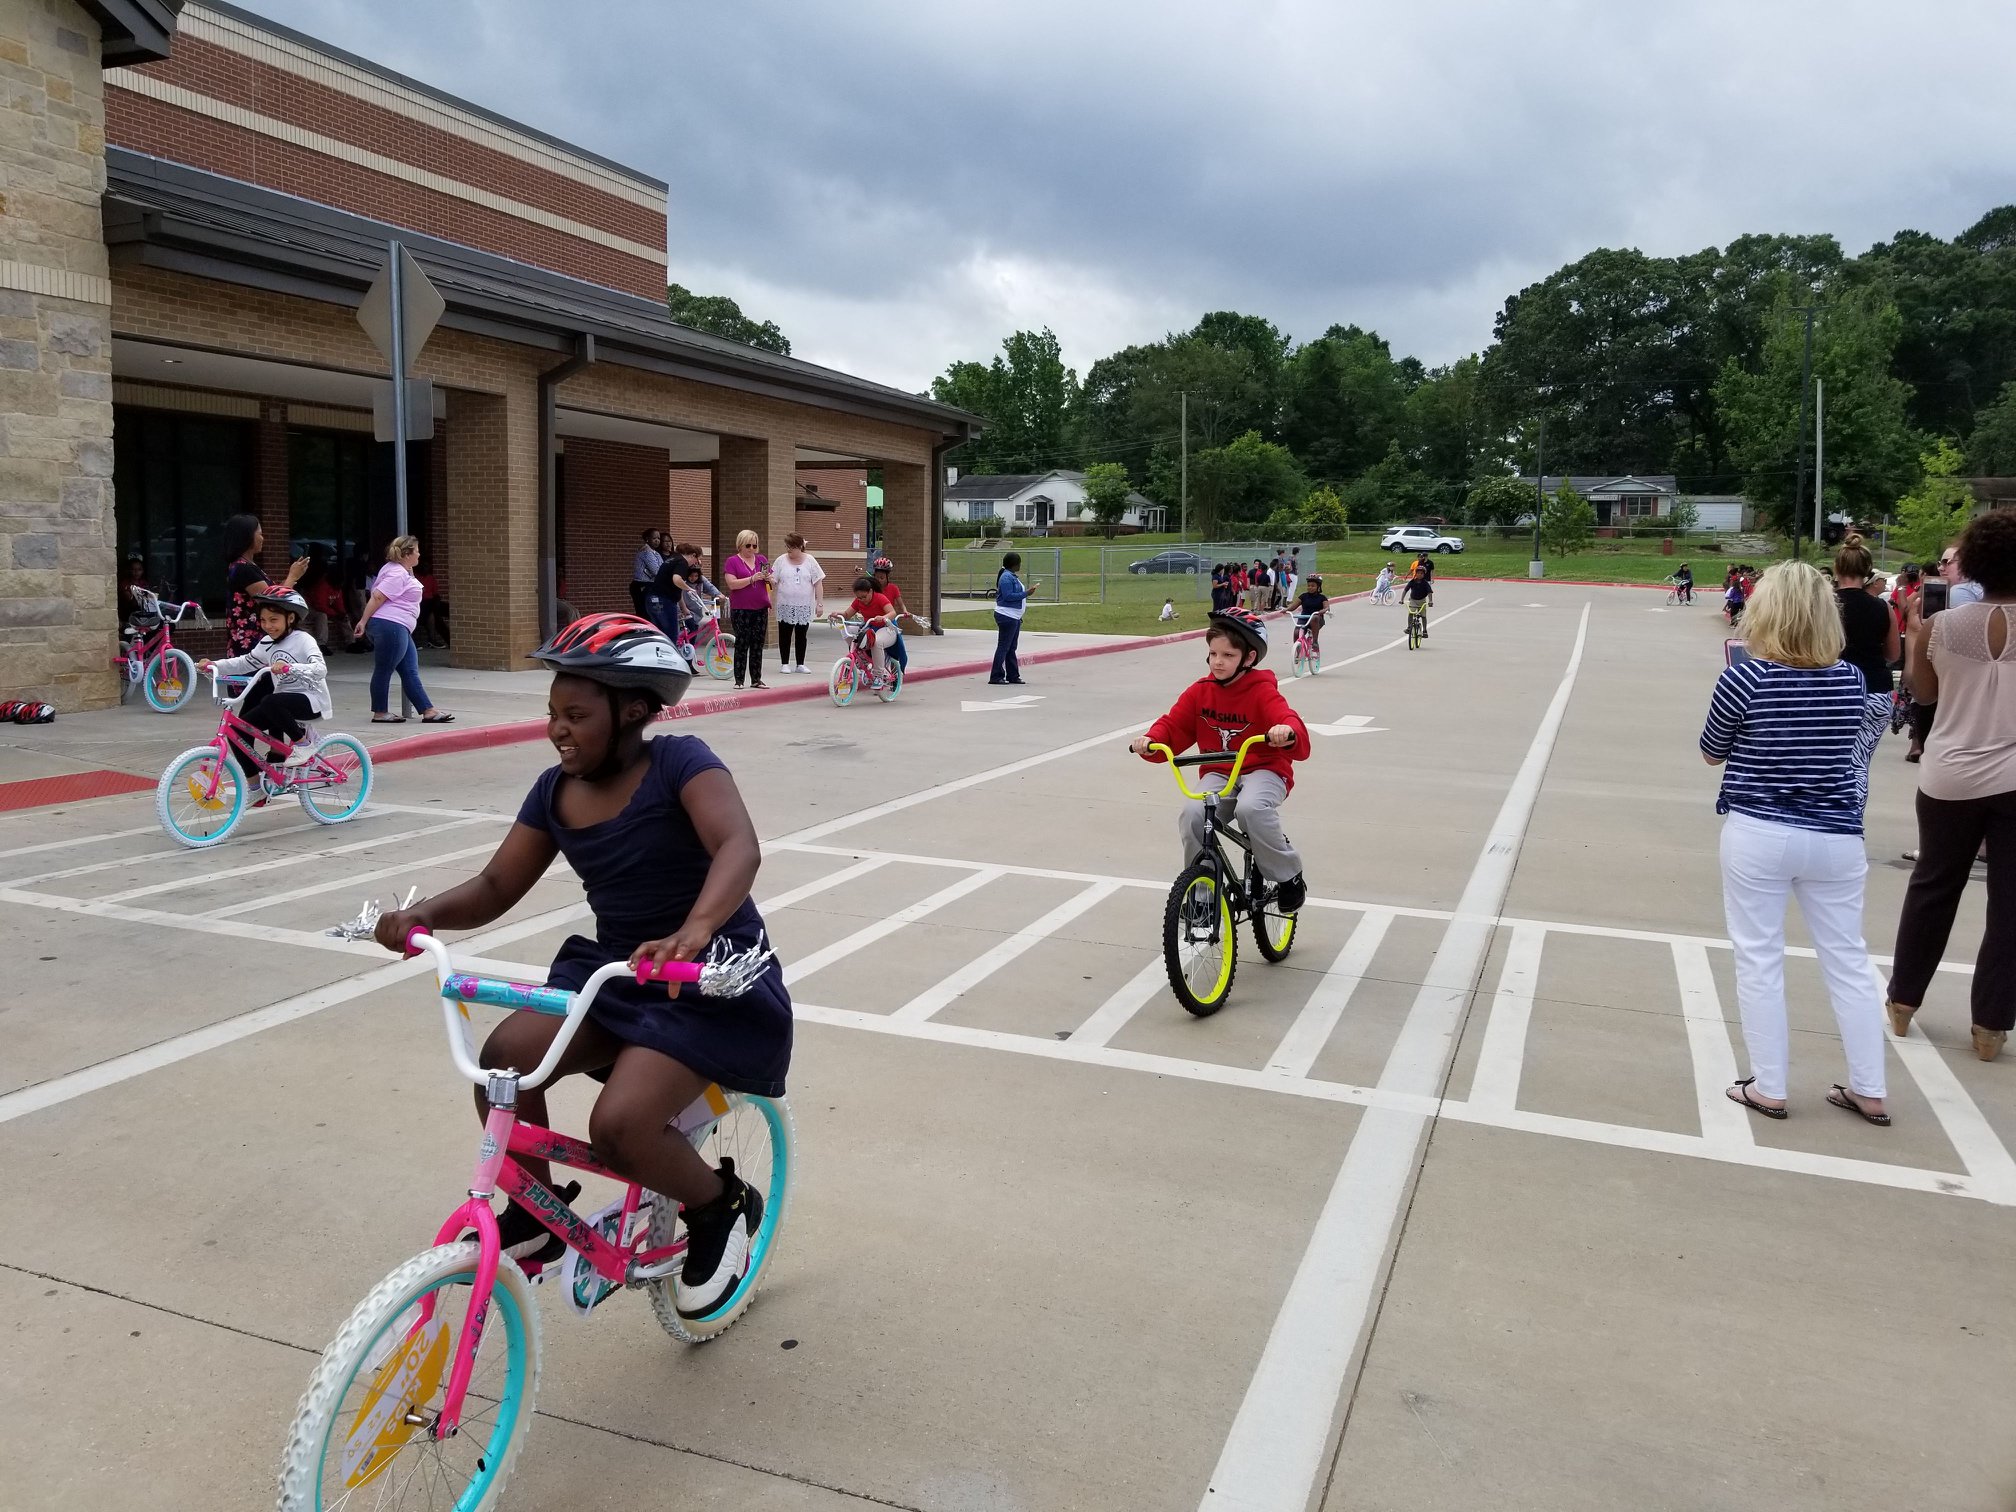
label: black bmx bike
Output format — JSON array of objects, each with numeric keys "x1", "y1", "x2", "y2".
[{"x1": 1143, "y1": 733, "x2": 1299, "y2": 1016}]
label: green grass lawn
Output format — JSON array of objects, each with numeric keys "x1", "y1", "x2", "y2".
[{"x1": 939, "y1": 532, "x2": 1794, "y2": 636}]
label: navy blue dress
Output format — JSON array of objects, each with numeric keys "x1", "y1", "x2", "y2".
[{"x1": 515, "y1": 735, "x2": 791, "y2": 1096}]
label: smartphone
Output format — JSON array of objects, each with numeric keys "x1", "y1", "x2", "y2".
[
  {"x1": 1724, "y1": 639, "x2": 1752, "y2": 669},
  {"x1": 1921, "y1": 579, "x2": 1949, "y2": 617}
]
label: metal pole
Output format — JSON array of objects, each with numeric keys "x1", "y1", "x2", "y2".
[
  {"x1": 1813, "y1": 377, "x2": 1825, "y2": 544},
  {"x1": 1179, "y1": 390, "x2": 1188, "y2": 542},
  {"x1": 1791, "y1": 305, "x2": 1815, "y2": 558},
  {"x1": 387, "y1": 241, "x2": 411, "y2": 716},
  {"x1": 1529, "y1": 415, "x2": 1545, "y2": 578}
]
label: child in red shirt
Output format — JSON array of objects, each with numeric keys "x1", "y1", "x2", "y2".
[
  {"x1": 837, "y1": 575, "x2": 897, "y2": 685},
  {"x1": 1130, "y1": 607, "x2": 1312, "y2": 911}
]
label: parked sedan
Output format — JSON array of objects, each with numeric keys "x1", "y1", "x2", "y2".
[{"x1": 1128, "y1": 549, "x2": 1212, "y2": 575}]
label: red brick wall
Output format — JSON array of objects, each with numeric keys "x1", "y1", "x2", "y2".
[
  {"x1": 107, "y1": 91, "x2": 666, "y2": 299},
  {"x1": 795, "y1": 466, "x2": 868, "y2": 563},
  {"x1": 559, "y1": 437, "x2": 669, "y2": 615},
  {"x1": 668, "y1": 466, "x2": 712, "y2": 556}
]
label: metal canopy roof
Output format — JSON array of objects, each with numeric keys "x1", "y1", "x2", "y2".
[{"x1": 102, "y1": 149, "x2": 982, "y2": 441}]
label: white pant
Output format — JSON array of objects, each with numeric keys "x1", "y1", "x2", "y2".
[
  {"x1": 1179, "y1": 769, "x2": 1301, "y2": 883},
  {"x1": 1719, "y1": 812, "x2": 1886, "y2": 1100}
]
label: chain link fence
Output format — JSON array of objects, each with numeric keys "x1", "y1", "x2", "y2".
[{"x1": 939, "y1": 540, "x2": 1326, "y2": 610}]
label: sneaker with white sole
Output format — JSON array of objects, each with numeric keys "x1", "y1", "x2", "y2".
[
  {"x1": 281, "y1": 743, "x2": 315, "y2": 767},
  {"x1": 675, "y1": 1159, "x2": 762, "y2": 1319},
  {"x1": 475, "y1": 1179, "x2": 580, "y2": 1271}
]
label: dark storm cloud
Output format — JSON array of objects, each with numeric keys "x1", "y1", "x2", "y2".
[{"x1": 247, "y1": 0, "x2": 2016, "y2": 386}]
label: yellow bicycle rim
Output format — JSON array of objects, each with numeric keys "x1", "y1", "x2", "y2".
[{"x1": 1183, "y1": 879, "x2": 1234, "y2": 1003}]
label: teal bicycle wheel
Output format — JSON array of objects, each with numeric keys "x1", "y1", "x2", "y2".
[
  {"x1": 278, "y1": 1242, "x2": 539, "y2": 1511},
  {"x1": 156, "y1": 746, "x2": 244, "y2": 848},
  {"x1": 647, "y1": 1093, "x2": 795, "y2": 1343}
]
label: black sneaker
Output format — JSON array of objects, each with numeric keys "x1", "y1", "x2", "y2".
[
  {"x1": 488, "y1": 1179, "x2": 579, "y2": 1268},
  {"x1": 1275, "y1": 873, "x2": 1307, "y2": 913},
  {"x1": 675, "y1": 1159, "x2": 762, "y2": 1319}
]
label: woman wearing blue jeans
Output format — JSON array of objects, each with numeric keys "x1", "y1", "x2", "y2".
[
  {"x1": 991, "y1": 552, "x2": 1037, "y2": 684},
  {"x1": 356, "y1": 535, "x2": 454, "y2": 724}
]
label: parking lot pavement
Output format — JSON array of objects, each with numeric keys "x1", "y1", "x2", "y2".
[{"x1": 1, "y1": 584, "x2": 2009, "y2": 1511}]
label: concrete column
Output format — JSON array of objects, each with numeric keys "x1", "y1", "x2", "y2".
[
  {"x1": 880, "y1": 459, "x2": 932, "y2": 606},
  {"x1": 0, "y1": 0, "x2": 117, "y2": 709},
  {"x1": 715, "y1": 433, "x2": 794, "y2": 563},
  {"x1": 443, "y1": 379, "x2": 540, "y2": 668}
]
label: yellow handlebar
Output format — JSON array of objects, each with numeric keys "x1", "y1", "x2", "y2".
[{"x1": 1145, "y1": 733, "x2": 1272, "y2": 801}]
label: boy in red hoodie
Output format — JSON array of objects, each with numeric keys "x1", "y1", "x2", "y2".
[{"x1": 1131, "y1": 607, "x2": 1312, "y2": 911}]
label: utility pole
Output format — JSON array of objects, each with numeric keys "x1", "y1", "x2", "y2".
[
  {"x1": 1179, "y1": 390, "x2": 1188, "y2": 542},
  {"x1": 387, "y1": 240, "x2": 412, "y2": 717},
  {"x1": 1529, "y1": 415, "x2": 1546, "y2": 579},
  {"x1": 1791, "y1": 304, "x2": 1816, "y2": 559},
  {"x1": 1813, "y1": 377, "x2": 1825, "y2": 546}
]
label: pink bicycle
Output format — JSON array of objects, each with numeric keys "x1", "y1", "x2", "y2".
[
  {"x1": 825, "y1": 615, "x2": 903, "y2": 705},
  {"x1": 277, "y1": 922, "x2": 793, "y2": 1510},
  {"x1": 113, "y1": 587, "x2": 207, "y2": 711},
  {"x1": 154, "y1": 667, "x2": 372, "y2": 847},
  {"x1": 676, "y1": 594, "x2": 734, "y2": 681},
  {"x1": 1290, "y1": 612, "x2": 1322, "y2": 678}
]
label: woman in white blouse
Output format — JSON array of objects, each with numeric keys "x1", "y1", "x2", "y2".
[{"x1": 771, "y1": 533, "x2": 827, "y2": 673}]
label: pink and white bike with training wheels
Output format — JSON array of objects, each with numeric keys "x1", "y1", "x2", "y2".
[
  {"x1": 276, "y1": 918, "x2": 794, "y2": 1510},
  {"x1": 154, "y1": 667, "x2": 372, "y2": 848},
  {"x1": 113, "y1": 588, "x2": 208, "y2": 711},
  {"x1": 825, "y1": 615, "x2": 902, "y2": 705}
]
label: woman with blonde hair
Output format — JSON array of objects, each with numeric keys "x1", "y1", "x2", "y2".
[
  {"x1": 1700, "y1": 560, "x2": 1890, "y2": 1123},
  {"x1": 355, "y1": 535, "x2": 452, "y2": 724},
  {"x1": 721, "y1": 528, "x2": 773, "y2": 689}
]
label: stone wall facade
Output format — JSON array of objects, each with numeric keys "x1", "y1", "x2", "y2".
[{"x1": 0, "y1": 0, "x2": 118, "y2": 710}]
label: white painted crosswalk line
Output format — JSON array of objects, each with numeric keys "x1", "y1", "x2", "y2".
[
  {"x1": 94, "y1": 817, "x2": 487, "y2": 904},
  {"x1": 1265, "y1": 908, "x2": 1395, "y2": 1079},
  {"x1": 1674, "y1": 940, "x2": 1754, "y2": 1147},
  {"x1": 1464, "y1": 923, "x2": 1545, "y2": 1111},
  {"x1": 1875, "y1": 968, "x2": 2016, "y2": 1203},
  {"x1": 893, "y1": 881, "x2": 1121, "y2": 1022},
  {"x1": 782, "y1": 868, "x2": 1003, "y2": 987},
  {"x1": 1068, "y1": 957, "x2": 1170, "y2": 1047}
]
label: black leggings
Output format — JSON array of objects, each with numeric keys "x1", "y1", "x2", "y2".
[
  {"x1": 238, "y1": 674, "x2": 317, "y2": 776},
  {"x1": 1889, "y1": 786, "x2": 2016, "y2": 1030},
  {"x1": 731, "y1": 607, "x2": 768, "y2": 685},
  {"x1": 778, "y1": 618, "x2": 808, "y2": 666}
]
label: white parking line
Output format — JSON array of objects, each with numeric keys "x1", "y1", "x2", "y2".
[
  {"x1": 202, "y1": 838, "x2": 544, "y2": 919},
  {"x1": 95, "y1": 817, "x2": 487, "y2": 905},
  {"x1": 1675, "y1": 940, "x2": 1753, "y2": 1147},
  {"x1": 892, "y1": 880, "x2": 1121, "y2": 1023},
  {"x1": 1068, "y1": 957, "x2": 1171, "y2": 1047},
  {"x1": 1199, "y1": 601, "x2": 1592, "y2": 1512},
  {"x1": 782, "y1": 868, "x2": 1004, "y2": 986},
  {"x1": 1878, "y1": 967, "x2": 2016, "y2": 1204},
  {"x1": 1462, "y1": 922, "x2": 1543, "y2": 1112},
  {"x1": 1266, "y1": 908, "x2": 1395, "y2": 1079}
]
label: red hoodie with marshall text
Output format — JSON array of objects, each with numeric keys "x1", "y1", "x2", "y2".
[{"x1": 1142, "y1": 668, "x2": 1311, "y2": 791}]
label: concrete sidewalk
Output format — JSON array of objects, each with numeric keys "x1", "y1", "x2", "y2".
[{"x1": 0, "y1": 623, "x2": 1131, "y2": 787}]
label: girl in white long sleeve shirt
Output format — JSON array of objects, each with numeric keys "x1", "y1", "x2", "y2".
[{"x1": 203, "y1": 594, "x2": 332, "y2": 778}]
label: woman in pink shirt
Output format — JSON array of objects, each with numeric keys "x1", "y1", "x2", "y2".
[
  {"x1": 356, "y1": 535, "x2": 453, "y2": 723},
  {"x1": 722, "y1": 528, "x2": 774, "y2": 689}
]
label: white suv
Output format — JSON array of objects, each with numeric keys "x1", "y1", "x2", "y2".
[{"x1": 1379, "y1": 525, "x2": 1465, "y2": 554}]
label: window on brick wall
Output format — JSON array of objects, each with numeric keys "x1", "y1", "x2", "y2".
[{"x1": 113, "y1": 407, "x2": 255, "y2": 614}]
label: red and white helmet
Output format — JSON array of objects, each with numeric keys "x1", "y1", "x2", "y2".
[
  {"x1": 528, "y1": 612, "x2": 691, "y2": 707},
  {"x1": 872, "y1": 555, "x2": 895, "y2": 575},
  {"x1": 1208, "y1": 606, "x2": 1268, "y2": 663}
]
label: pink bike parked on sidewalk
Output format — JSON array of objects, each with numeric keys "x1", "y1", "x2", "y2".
[
  {"x1": 154, "y1": 667, "x2": 372, "y2": 847},
  {"x1": 276, "y1": 919, "x2": 794, "y2": 1510},
  {"x1": 114, "y1": 587, "x2": 208, "y2": 711}
]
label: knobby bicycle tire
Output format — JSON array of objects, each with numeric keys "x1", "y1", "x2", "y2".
[{"x1": 1163, "y1": 862, "x2": 1236, "y2": 1016}]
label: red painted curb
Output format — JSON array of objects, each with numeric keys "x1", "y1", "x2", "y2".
[
  {"x1": 1432, "y1": 575, "x2": 1670, "y2": 591},
  {"x1": 0, "y1": 768, "x2": 155, "y2": 812}
]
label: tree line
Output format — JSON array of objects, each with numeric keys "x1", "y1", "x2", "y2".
[{"x1": 927, "y1": 207, "x2": 2016, "y2": 540}]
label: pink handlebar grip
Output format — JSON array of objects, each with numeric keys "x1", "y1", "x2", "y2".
[
  {"x1": 403, "y1": 926, "x2": 427, "y2": 958},
  {"x1": 634, "y1": 958, "x2": 704, "y2": 986}
]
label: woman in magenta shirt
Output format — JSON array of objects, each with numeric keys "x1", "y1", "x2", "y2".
[
  {"x1": 722, "y1": 529, "x2": 774, "y2": 689},
  {"x1": 356, "y1": 535, "x2": 453, "y2": 723}
]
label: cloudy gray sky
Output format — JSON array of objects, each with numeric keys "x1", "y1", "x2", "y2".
[{"x1": 255, "y1": 0, "x2": 2016, "y2": 390}]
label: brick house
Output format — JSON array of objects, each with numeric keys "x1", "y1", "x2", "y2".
[{"x1": 0, "y1": 0, "x2": 977, "y2": 708}]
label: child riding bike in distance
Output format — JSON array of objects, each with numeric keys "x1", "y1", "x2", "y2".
[
  {"x1": 371, "y1": 613, "x2": 790, "y2": 1321},
  {"x1": 838, "y1": 575, "x2": 899, "y2": 686},
  {"x1": 870, "y1": 555, "x2": 929, "y2": 674},
  {"x1": 1373, "y1": 562, "x2": 1395, "y2": 603},
  {"x1": 1129, "y1": 607, "x2": 1312, "y2": 911},
  {"x1": 198, "y1": 588, "x2": 331, "y2": 797},
  {"x1": 1294, "y1": 574, "x2": 1328, "y2": 656},
  {"x1": 1401, "y1": 566, "x2": 1434, "y2": 637}
]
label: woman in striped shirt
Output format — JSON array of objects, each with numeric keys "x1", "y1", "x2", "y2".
[{"x1": 1701, "y1": 561, "x2": 1892, "y2": 1125}]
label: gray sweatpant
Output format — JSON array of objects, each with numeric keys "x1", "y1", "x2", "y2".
[{"x1": 1178, "y1": 768, "x2": 1301, "y2": 882}]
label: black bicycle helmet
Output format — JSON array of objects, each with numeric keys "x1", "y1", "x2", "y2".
[
  {"x1": 1208, "y1": 606, "x2": 1268, "y2": 664},
  {"x1": 528, "y1": 612, "x2": 692, "y2": 708}
]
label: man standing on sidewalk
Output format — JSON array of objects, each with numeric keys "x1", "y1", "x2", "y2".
[{"x1": 630, "y1": 528, "x2": 663, "y2": 616}]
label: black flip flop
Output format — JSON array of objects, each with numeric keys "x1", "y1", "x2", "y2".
[
  {"x1": 421, "y1": 712, "x2": 455, "y2": 724},
  {"x1": 1826, "y1": 1085, "x2": 1891, "y2": 1126},
  {"x1": 1727, "y1": 1077, "x2": 1788, "y2": 1120},
  {"x1": 371, "y1": 715, "x2": 407, "y2": 724}
]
